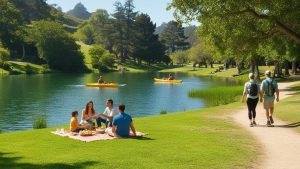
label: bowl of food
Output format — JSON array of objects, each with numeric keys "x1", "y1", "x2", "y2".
[{"x1": 96, "y1": 128, "x2": 105, "y2": 134}]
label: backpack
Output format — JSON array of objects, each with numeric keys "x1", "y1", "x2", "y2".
[
  {"x1": 266, "y1": 79, "x2": 275, "y2": 96},
  {"x1": 248, "y1": 82, "x2": 258, "y2": 96}
]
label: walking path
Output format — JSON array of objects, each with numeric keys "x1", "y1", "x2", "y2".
[{"x1": 232, "y1": 81, "x2": 300, "y2": 169}]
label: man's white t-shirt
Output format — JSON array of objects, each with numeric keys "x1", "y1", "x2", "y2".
[{"x1": 103, "y1": 107, "x2": 119, "y2": 121}]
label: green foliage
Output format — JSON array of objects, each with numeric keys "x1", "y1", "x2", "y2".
[
  {"x1": 189, "y1": 86, "x2": 243, "y2": 106},
  {"x1": 66, "y1": 2, "x2": 91, "y2": 20},
  {"x1": 0, "y1": 0, "x2": 23, "y2": 51},
  {"x1": 160, "y1": 110, "x2": 167, "y2": 115},
  {"x1": 0, "y1": 47, "x2": 10, "y2": 62},
  {"x1": 33, "y1": 115, "x2": 47, "y2": 129},
  {"x1": 132, "y1": 13, "x2": 167, "y2": 64},
  {"x1": 89, "y1": 45, "x2": 115, "y2": 71},
  {"x1": 159, "y1": 21, "x2": 189, "y2": 53},
  {"x1": 170, "y1": 50, "x2": 189, "y2": 65},
  {"x1": 30, "y1": 20, "x2": 85, "y2": 72},
  {"x1": 189, "y1": 43, "x2": 214, "y2": 67}
]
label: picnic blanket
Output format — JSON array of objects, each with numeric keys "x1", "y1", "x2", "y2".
[{"x1": 51, "y1": 130, "x2": 146, "y2": 142}]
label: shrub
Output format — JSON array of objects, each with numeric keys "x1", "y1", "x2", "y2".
[
  {"x1": 25, "y1": 64, "x2": 34, "y2": 74},
  {"x1": 41, "y1": 64, "x2": 50, "y2": 73},
  {"x1": 33, "y1": 115, "x2": 47, "y2": 129},
  {"x1": 0, "y1": 47, "x2": 10, "y2": 62},
  {"x1": 160, "y1": 110, "x2": 167, "y2": 115}
]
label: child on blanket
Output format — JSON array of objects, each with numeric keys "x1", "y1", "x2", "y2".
[{"x1": 70, "y1": 111, "x2": 89, "y2": 132}]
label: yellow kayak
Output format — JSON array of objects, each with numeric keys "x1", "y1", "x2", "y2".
[
  {"x1": 85, "y1": 83, "x2": 118, "y2": 87},
  {"x1": 154, "y1": 78, "x2": 183, "y2": 83}
]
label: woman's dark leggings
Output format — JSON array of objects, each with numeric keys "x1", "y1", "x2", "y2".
[{"x1": 246, "y1": 98, "x2": 259, "y2": 120}]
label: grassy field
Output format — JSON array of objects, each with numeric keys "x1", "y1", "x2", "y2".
[
  {"x1": 161, "y1": 65, "x2": 276, "y2": 83},
  {"x1": 0, "y1": 102, "x2": 259, "y2": 169},
  {"x1": 276, "y1": 82, "x2": 300, "y2": 133}
]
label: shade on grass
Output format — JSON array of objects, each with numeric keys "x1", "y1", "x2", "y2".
[
  {"x1": 276, "y1": 83, "x2": 300, "y2": 133},
  {"x1": 189, "y1": 86, "x2": 243, "y2": 106},
  {"x1": 0, "y1": 102, "x2": 258, "y2": 169}
]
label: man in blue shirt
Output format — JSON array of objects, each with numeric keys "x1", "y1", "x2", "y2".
[
  {"x1": 261, "y1": 70, "x2": 279, "y2": 126},
  {"x1": 109, "y1": 104, "x2": 136, "y2": 137}
]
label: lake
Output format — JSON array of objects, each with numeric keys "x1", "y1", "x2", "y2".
[{"x1": 0, "y1": 72, "x2": 238, "y2": 132}]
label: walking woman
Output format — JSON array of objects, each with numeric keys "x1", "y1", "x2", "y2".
[{"x1": 242, "y1": 73, "x2": 262, "y2": 127}]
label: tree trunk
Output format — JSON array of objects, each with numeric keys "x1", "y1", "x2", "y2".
[
  {"x1": 274, "y1": 63, "x2": 282, "y2": 77},
  {"x1": 205, "y1": 63, "x2": 208, "y2": 68},
  {"x1": 236, "y1": 63, "x2": 241, "y2": 75},
  {"x1": 250, "y1": 57, "x2": 255, "y2": 73},
  {"x1": 210, "y1": 63, "x2": 214, "y2": 68},
  {"x1": 284, "y1": 60, "x2": 290, "y2": 76},
  {"x1": 292, "y1": 61, "x2": 296, "y2": 75},
  {"x1": 22, "y1": 44, "x2": 26, "y2": 60}
]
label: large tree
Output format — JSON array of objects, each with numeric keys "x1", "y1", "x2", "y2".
[
  {"x1": 170, "y1": 0, "x2": 300, "y2": 44},
  {"x1": 31, "y1": 20, "x2": 85, "y2": 72},
  {"x1": 159, "y1": 21, "x2": 189, "y2": 54},
  {"x1": 132, "y1": 13, "x2": 166, "y2": 64}
]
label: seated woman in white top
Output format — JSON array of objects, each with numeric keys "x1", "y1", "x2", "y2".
[{"x1": 97, "y1": 99, "x2": 118, "y2": 127}]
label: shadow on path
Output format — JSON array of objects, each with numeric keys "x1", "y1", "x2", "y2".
[{"x1": 254, "y1": 122, "x2": 300, "y2": 128}]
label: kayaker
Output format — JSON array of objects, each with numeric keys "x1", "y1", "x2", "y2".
[
  {"x1": 168, "y1": 73, "x2": 174, "y2": 80},
  {"x1": 97, "y1": 76, "x2": 105, "y2": 84},
  {"x1": 97, "y1": 99, "x2": 119, "y2": 127}
]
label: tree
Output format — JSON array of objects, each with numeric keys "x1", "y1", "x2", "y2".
[
  {"x1": 159, "y1": 21, "x2": 189, "y2": 54},
  {"x1": 66, "y1": 2, "x2": 91, "y2": 20},
  {"x1": 132, "y1": 14, "x2": 166, "y2": 64},
  {"x1": 31, "y1": 20, "x2": 85, "y2": 72},
  {"x1": 0, "y1": 47, "x2": 10, "y2": 63},
  {"x1": 0, "y1": 0, "x2": 23, "y2": 54},
  {"x1": 189, "y1": 43, "x2": 214, "y2": 68},
  {"x1": 170, "y1": 0, "x2": 300, "y2": 45},
  {"x1": 170, "y1": 50, "x2": 189, "y2": 65},
  {"x1": 10, "y1": 0, "x2": 53, "y2": 23},
  {"x1": 89, "y1": 45, "x2": 115, "y2": 72}
]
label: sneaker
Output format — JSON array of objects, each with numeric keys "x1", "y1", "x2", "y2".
[
  {"x1": 266, "y1": 121, "x2": 271, "y2": 126},
  {"x1": 270, "y1": 116, "x2": 274, "y2": 124},
  {"x1": 253, "y1": 121, "x2": 257, "y2": 126},
  {"x1": 250, "y1": 122, "x2": 254, "y2": 127}
]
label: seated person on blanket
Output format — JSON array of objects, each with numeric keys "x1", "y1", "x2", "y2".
[
  {"x1": 97, "y1": 99, "x2": 119, "y2": 127},
  {"x1": 80, "y1": 100, "x2": 97, "y2": 127},
  {"x1": 70, "y1": 111, "x2": 89, "y2": 132},
  {"x1": 108, "y1": 104, "x2": 136, "y2": 137}
]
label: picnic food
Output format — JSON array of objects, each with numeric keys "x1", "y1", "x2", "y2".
[{"x1": 79, "y1": 130, "x2": 95, "y2": 136}]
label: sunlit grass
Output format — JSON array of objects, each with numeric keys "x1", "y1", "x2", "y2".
[{"x1": 189, "y1": 86, "x2": 243, "y2": 106}]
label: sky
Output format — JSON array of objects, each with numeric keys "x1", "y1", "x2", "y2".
[{"x1": 46, "y1": 0, "x2": 198, "y2": 26}]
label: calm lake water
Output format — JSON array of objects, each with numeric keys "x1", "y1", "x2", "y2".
[{"x1": 0, "y1": 72, "x2": 238, "y2": 132}]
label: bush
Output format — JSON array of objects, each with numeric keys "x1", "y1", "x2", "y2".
[
  {"x1": 41, "y1": 64, "x2": 50, "y2": 73},
  {"x1": 160, "y1": 110, "x2": 167, "y2": 115},
  {"x1": 25, "y1": 64, "x2": 34, "y2": 74},
  {"x1": 89, "y1": 45, "x2": 115, "y2": 72},
  {"x1": 189, "y1": 86, "x2": 243, "y2": 106},
  {"x1": 170, "y1": 50, "x2": 189, "y2": 65},
  {"x1": 1, "y1": 61, "x2": 11, "y2": 71},
  {"x1": 33, "y1": 115, "x2": 47, "y2": 129},
  {"x1": 0, "y1": 47, "x2": 10, "y2": 62}
]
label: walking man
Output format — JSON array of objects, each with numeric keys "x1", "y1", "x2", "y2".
[{"x1": 261, "y1": 70, "x2": 279, "y2": 126}]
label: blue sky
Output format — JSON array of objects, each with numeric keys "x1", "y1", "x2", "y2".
[{"x1": 46, "y1": 0, "x2": 198, "y2": 26}]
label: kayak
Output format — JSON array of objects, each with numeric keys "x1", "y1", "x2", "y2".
[
  {"x1": 85, "y1": 83, "x2": 118, "y2": 87},
  {"x1": 154, "y1": 78, "x2": 183, "y2": 83}
]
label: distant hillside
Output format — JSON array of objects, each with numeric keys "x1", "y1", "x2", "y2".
[
  {"x1": 66, "y1": 3, "x2": 91, "y2": 20},
  {"x1": 154, "y1": 22, "x2": 167, "y2": 35},
  {"x1": 9, "y1": 0, "x2": 83, "y2": 28}
]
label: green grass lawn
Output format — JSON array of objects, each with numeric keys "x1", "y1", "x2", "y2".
[
  {"x1": 276, "y1": 82, "x2": 300, "y2": 133},
  {"x1": 0, "y1": 102, "x2": 259, "y2": 169},
  {"x1": 6, "y1": 61, "x2": 50, "y2": 74}
]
